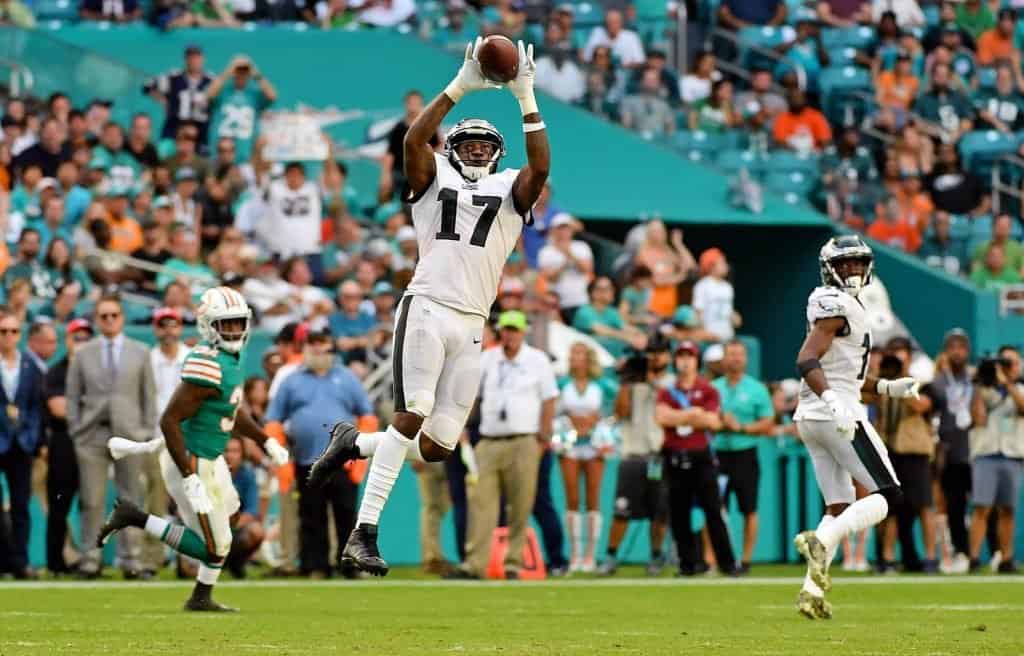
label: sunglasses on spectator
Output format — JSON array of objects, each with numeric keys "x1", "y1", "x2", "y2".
[
  {"x1": 98, "y1": 312, "x2": 121, "y2": 320},
  {"x1": 72, "y1": 333, "x2": 92, "y2": 343},
  {"x1": 156, "y1": 319, "x2": 180, "y2": 329},
  {"x1": 177, "y1": 134, "x2": 197, "y2": 142}
]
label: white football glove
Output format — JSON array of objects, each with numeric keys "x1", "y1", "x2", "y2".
[
  {"x1": 821, "y1": 389, "x2": 857, "y2": 440},
  {"x1": 264, "y1": 439, "x2": 290, "y2": 467},
  {"x1": 507, "y1": 40, "x2": 536, "y2": 103},
  {"x1": 107, "y1": 436, "x2": 165, "y2": 460},
  {"x1": 182, "y1": 473, "x2": 213, "y2": 515},
  {"x1": 445, "y1": 37, "x2": 501, "y2": 102},
  {"x1": 877, "y1": 377, "x2": 921, "y2": 400}
]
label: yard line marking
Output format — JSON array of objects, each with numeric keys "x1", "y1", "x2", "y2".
[{"x1": 0, "y1": 575, "x2": 1021, "y2": 591}]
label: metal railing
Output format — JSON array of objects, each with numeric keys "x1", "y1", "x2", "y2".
[
  {"x1": 710, "y1": 26, "x2": 808, "y2": 91},
  {"x1": 990, "y1": 153, "x2": 1024, "y2": 216}
]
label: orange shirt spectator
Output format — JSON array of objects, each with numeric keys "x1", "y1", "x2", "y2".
[
  {"x1": 977, "y1": 9, "x2": 1019, "y2": 65},
  {"x1": 876, "y1": 70, "x2": 919, "y2": 110},
  {"x1": 105, "y1": 213, "x2": 144, "y2": 254},
  {"x1": 894, "y1": 176, "x2": 934, "y2": 230},
  {"x1": 867, "y1": 200, "x2": 922, "y2": 253},
  {"x1": 773, "y1": 91, "x2": 832, "y2": 151}
]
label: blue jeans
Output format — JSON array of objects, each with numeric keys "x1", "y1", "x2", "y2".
[{"x1": 532, "y1": 449, "x2": 568, "y2": 569}]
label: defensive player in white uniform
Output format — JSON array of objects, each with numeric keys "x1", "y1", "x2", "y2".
[
  {"x1": 307, "y1": 38, "x2": 549, "y2": 575},
  {"x1": 792, "y1": 236, "x2": 921, "y2": 619}
]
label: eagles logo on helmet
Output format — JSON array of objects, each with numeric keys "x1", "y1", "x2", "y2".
[
  {"x1": 196, "y1": 286, "x2": 252, "y2": 354},
  {"x1": 444, "y1": 118, "x2": 506, "y2": 181},
  {"x1": 819, "y1": 235, "x2": 874, "y2": 298}
]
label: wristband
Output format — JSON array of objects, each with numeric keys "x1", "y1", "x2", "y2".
[
  {"x1": 517, "y1": 92, "x2": 538, "y2": 116},
  {"x1": 444, "y1": 81, "x2": 465, "y2": 103},
  {"x1": 796, "y1": 358, "x2": 822, "y2": 376},
  {"x1": 820, "y1": 389, "x2": 837, "y2": 405},
  {"x1": 523, "y1": 121, "x2": 546, "y2": 133}
]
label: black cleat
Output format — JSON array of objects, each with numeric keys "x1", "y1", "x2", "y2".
[
  {"x1": 97, "y1": 499, "x2": 147, "y2": 547},
  {"x1": 184, "y1": 596, "x2": 239, "y2": 612},
  {"x1": 340, "y1": 524, "x2": 389, "y2": 576},
  {"x1": 307, "y1": 421, "x2": 362, "y2": 488}
]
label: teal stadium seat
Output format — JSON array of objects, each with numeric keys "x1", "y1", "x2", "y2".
[
  {"x1": 949, "y1": 214, "x2": 972, "y2": 241},
  {"x1": 818, "y1": 65, "x2": 873, "y2": 125},
  {"x1": 828, "y1": 46, "x2": 860, "y2": 67},
  {"x1": 821, "y1": 25, "x2": 875, "y2": 50},
  {"x1": 737, "y1": 25, "x2": 795, "y2": 72},
  {"x1": 716, "y1": 148, "x2": 768, "y2": 177},
  {"x1": 958, "y1": 130, "x2": 1019, "y2": 184},
  {"x1": 765, "y1": 150, "x2": 819, "y2": 176},
  {"x1": 671, "y1": 130, "x2": 744, "y2": 162},
  {"x1": 977, "y1": 67, "x2": 998, "y2": 92},
  {"x1": 924, "y1": 4, "x2": 940, "y2": 27},
  {"x1": 31, "y1": 0, "x2": 77, "y2": 21},
  {"x1": 764, "y1": 170, "x2": 816, "y2": 196}
]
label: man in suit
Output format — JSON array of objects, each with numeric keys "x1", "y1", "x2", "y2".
[
  {"x1": 67, "y1": 294, "x2": 157, "y2": 578},
  {"x1": 0, "y1": 309, "x2": 45, "y2": 579}
]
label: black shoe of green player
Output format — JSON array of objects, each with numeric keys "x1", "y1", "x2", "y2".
[
  {"x1": 308, "y1": 421, "x2": 362, "y2": 489},
  {"x1": 341, "y1": 524, "x2": 389, "y2": 577},
  {"x1": 184, "y1": 582, "x2": 238, "y2": 612},
  {"x1": 97, "y1": 499, "x2": 147, "y2": 547}
]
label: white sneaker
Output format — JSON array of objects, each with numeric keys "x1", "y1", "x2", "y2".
[
  {"x1": 951, "y1": 553, "x2": 970, "y2": 574},
  {"x1": 579, "y1": 557, "x2": 595, "y2": 574},
  {"x1": 854, "y1": 560, "x2": 870, "y2": 573},
  {"x1": 990, "y1": 551, "x2": 1003, "y2": 573},
  {"x1": 569, "y1": 558, "x2": 583, "y2": 573},
  {"x1": 841, "y1": 560, "x2": 856, "y2": 572}
]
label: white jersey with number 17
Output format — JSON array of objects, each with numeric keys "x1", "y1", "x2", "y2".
[
  {"x1": 405, "y1": 153, "x2": 528, "y2": 318},
  {"x1": 794, "y1": 286, "x2": 873, "y2": 422}
]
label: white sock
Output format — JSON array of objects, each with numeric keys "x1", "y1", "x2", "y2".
[
  {"x1": 567, "y1": 511, "x2": 582, "y2": 563},
  {"x1": 357, "y1": 426, "x2": 410, "y2": 526},
  {"x1": 817, "y1": 494, "x2": 889, "y2": 552},
  {"x1": 802, "y1": 514, "x2": 837, "y2": 596},
  {"x1": 404, "y1": 432, "x2": 426, "y2": 463},
  {"x1": 197, "y1": 563, "x2": 222, "y2": 585},
  {"x1": 144, "y1": 514, "x2": 169, "y2": 539},
  {"x1": 356, "y1": 432, "x2": 385, "y2": 457},
  {"x1": 586, "y1": 511, "x2": 602, "y2": 561}
]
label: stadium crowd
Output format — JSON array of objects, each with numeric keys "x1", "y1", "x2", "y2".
[{"x1": 0, "y1": 0, "x2": 1022, "y2": 581}]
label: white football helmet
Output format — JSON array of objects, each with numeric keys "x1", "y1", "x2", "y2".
[
  {"x1": 444, "y1": 118, "x2": 505, "y2": 181},
  {"x1": 196, "y1": 286, "x2": 252, "y2": 354}
]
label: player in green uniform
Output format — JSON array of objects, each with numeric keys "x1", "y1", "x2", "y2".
[
  {"x1": 99, "y1": 286, "x2": 289, "y2": 611},
  {"x1": 206, "y1": 55, "x2": 277, "y2": 164}
]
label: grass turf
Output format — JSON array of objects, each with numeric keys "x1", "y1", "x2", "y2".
[{"x1": 1, "y1": 568, "x2": 1022, "y2": 655}]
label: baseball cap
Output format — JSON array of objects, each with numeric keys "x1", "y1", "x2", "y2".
[
  {"x1": 175, "y1": 167, "x2": 197, "y2": 182},
  {"x1": 153, "y1": 307, "x2": 182, "y2": 326},
  {"x1": 699, "y1": 247, "x2": 725, "y2": 274},
  {"x1": 550, "y1": 212, "x2": 575, "y2": 229},
  {"x1": 672, "y1": 305, "x2": 699, "y2": 328},
  {"x1": 66, "y1": 318, "x2": 93, "y2": 336},
  {"x1": 293, "y1": 322, "x2": 312, "y2": 347},
  {"x1": 944, "y1": 327, "x2": 970, "y2": 347},
  {"x1": 497, "y1": 310, "x2": 528, "y2": 331},
  {"x1": 396, "y1": 225, "x2": 417, "y2": 242},
  {"x1": 499, "y1": 277, "x2": 526, "y2": 296},
  {"x1": 555, "y1": 2, "x2": 574, "y2": 15},
  {"x1": 675, "y1": 340, "x2": 700, "y2": 357},
  {"x1": 88, "y1": 151, "x2": 111, "y2": 171},
  {"x1": 105, "y1": 182, "x2": 132, "y2": 198},
  {"x1": 372, "y1": 281, "x2": 395, "y2": 297},
  {"x1": 35, "y1": 177, "x2": 59, "y2": 194},
  {"x1": 152, "y1": 195, "x2": 172, "y2": 209},
  {"x1": 703, "y1": 343, "x2": 724, "y2": 363},
  {"x1": 305, "y1": 328, "x2": 333, "y2": 344}
]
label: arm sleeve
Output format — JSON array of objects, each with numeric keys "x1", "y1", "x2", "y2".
[{"x1": 181, "y1": 352, "x2": 223, "y2": 389}]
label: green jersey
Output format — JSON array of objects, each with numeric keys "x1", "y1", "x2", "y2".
[
  {"x1": 180, "y1": 342, "x2": 244, "y2": 459},
  {"x1": 209, "y1": 81, "x2": 271, "y2": 163},
  {"x1": 92, "y1": 146, "x2": 143, "y2": 188}
]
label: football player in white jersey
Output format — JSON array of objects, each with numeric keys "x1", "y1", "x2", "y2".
[
  {"x1": 307, "y1": 38, "x2": 549, "y2": 575},
  {"x1": 791, "y1": 235, "x2": 921, "y2": 619}
]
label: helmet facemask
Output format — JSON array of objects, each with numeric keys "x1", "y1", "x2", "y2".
[
  {"x1": 444, "y1": 119, "x2": 506, "y2": 182},
  {"x1": 211, "y1": 316, "x2": 250, "y2": 353},
  {"x1": 824, "y1": 255, "x2": 873, "y2": 297}
]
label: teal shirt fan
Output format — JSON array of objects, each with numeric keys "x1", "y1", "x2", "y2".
[{"x1": 208, "y1": 81, "x2": 273, "y2": 163}]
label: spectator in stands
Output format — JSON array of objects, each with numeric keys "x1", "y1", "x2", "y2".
[
  {"x1": 155, "y1": 226, "x2": 215, "y2": 301},
  {"x1": 430, "y1": 0, "x2": 473, "y2": 52},
  {"x1": 583, "y1": 8, "x2": 645, "y2": 67},
  {"x1": 80, "y1": 0, "x2": 141, "y2": 22},
  {"x1": 876, "y1": 51, "x2": 919, "y2": 117},
  {"x1": 620, "y1": 67, "x2": 676, "y2": 138},
  {"x1": 25, "y1": 319, "x2": 56, "y2": 374},
  {"x1": 772, "y1": 89, "x2": 831, "y2": 153},
  {"x1": 485, "y1": 0, "x2": 527, "y2": 40},
  {"x1": 44, "y1": 237, "x2": 90, "y2": 296},
  {"x1": 356, "y1": 0, "x2": 415, "y2": 27},
  {"x1": 13, "y1": 117, "x2": 69, "y2": 178},
  {"x1": 926, "y1": 328, "x2": 973, "y2": 573},
  {"x1": 626, "y1": 49, "x2": 680, "y2": 106},
  {"x1": 129, "y1": 219, "x2": 173, "y2": 297},
  {"x1": 267, "y1": 329, "x2": 371, "y2": 578},
  {"x1": 144, "y1": 45, "x2": 212, "y2": 146},
  {"x1": 891, "y1": 123, "x2": 934, "y2": 178},
  {"x1": 871, "y1": 0, "x2": 924, "y2": 27},
  {"x1": 919, "y1": 211, "x2": 969, "y2": 276},
  {"x1": 956, "y1": 0, "x2": 995, "y2": 41},
  {"x1": 816, "y1": 0, "x2": 871, "y2": 28},
  {"x1": 971, "y1": 243, "x2": 1022, "y2": 290},
  {"x1": 557, "y1": 342, "x2": 610, "y2": 573},
  {"x1": 689, "y1": 79, "x2": 739, "y2": 133},
  {"x1": 453, "y1": 310, "x2": 557, "y2": 580},
  {"x1": 618, "y1": 265, "x2": 655, "y2": 330},
  {"x1": 0, "y1": 0, "x2": 36, "y2": 27},
  {"x1": 307, "y1": 0, "x2": 355, "y2": 29},
  {"x1": 206, "y1": 55, "x2": 277, "y2": 163},
  {"x1": 712, "y1": 340, "x2": 773, "y2": 573},
  {"x1": 321, "y1": 215, "x2": 364, "y2": 287},
  {"x1": 36, "y1": 281, "x2": 81, "y2": 324},
  {"x1": 971, "y1": 214, "x2": 1023, "y2": 275},
  {"x1": 820, "y1": 126, "x2": 877, "y2": 190},
  {"x1": 968, "y1": 345, "x2": 1024, "y2": 574},
  {"x1": 573, "y1": 276, "x2": 645, "y2": 360},
  {"x1": 974, "y1": 64, "x2": 1024, "y2": 133},
  {"x1": 635, "y1": 222, "x2": 693, "y2": 320},
  {"x1": 254, "y1": 160, "x2": 323, "y2": 275},
  {"x1": 94, "y1": 122, "x2": 142, "y2": 189},
  {"x1": 913, "y1": 62, "x2": 974, "y2": 144},
  {"x1": 693, "y1": 248, "x2": 740, "y2": 342},
  {"x1": 103, "y1": 186, "x2": 144, "y2": 255},
  {"x1": 0, "y1": 309, "x2": 42, "y2": 580},
  {"x1": 535, "y1": 22, "x2": 586, "y2": 104},
  {"x1": 775, "y1": 20, "x2": 830, "y2": 91},
  {"x1": 868, "y1": 197, "x2": 922, "y2": 253},
  {"x1": 976, "y1": 8, "x2": 1019, "y2": 66},
  {"x1": 679, "y1": 51, "x2": 718, "y2": 106},
  {"x1": 657, "y1": 341, "x2": 737, "y2": 576},
  {"x1": 876, "y1": 339, "x2": 938, "y2": 572},
  {"x1": 734, "y1": 67, "x2": 786, "y2": 134},
  {"x1": 895, "y1": 174, "x2": 933, "y2": 230},
  {"x1": 582, "y1": 45, "x2": 624, "y2": 118},
  {"x1": 55, "y1": 161, "x2": 89, "y2": 225},
  {"x1": 380, "y1": 90, "x2": 438, "y2": 203},
  {"x1": 3, "y1": 227, "x2": 43, "y2": 294},
  {"x1": 243, "y1": 376, "x2": 269, "y2": 425},
  {"x1": 223, "y1": 436, "x2": 265, "y2": 578},
  {"x1": 329, "y1": 280, "x2": 376, "y2": 363},
  {"x1": 925, "y1": 143, "x2": 989, "y2": 217},
  {"x1": 538, "y1": 213, "x2": 593, "y2": 324},
  {"x1": 717, "y1": 0, "x2": 785, "y2": 30}
]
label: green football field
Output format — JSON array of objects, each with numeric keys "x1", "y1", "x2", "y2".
[{"x1": 2, "y1": 568, "x2": 1022, "y2": 655}]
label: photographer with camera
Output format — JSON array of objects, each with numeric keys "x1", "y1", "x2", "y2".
[
  {"x1": 967, "y1": 345, "x2": 1024, "y2": 574},
  {"x1": 597, "y1": 336, "x2": 672, "y2": 576}
]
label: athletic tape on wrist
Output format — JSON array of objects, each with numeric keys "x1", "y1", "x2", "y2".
[
  {"x1": 444, "y1": 81, "x2": 465, "y2": 103},
  {"x1": 523, "y1": 121, "x2": 546, "y2": 133},
  {"x1": 517, "y1": 93, "x2": 539, "y2": 116}
]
